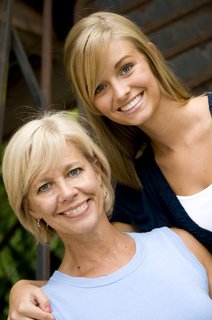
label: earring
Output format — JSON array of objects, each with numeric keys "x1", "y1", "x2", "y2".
[
  {"x1": 101, "y1": 184, "x2": 108, "y2": 199},
  {"x1": 37, "y1": 219, "x2": 43, "y2": 229}
]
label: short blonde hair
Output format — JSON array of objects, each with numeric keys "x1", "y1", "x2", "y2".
[
  {"x1": 2, "y1": 111, "x2": 114, "y2": 243},
  {"x1": 64, "y1": 11, "x2": 191, "y2": 189}
]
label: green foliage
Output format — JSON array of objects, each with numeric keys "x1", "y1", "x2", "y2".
[{"x1": 0, "y1": 148, "x2": 36, "y2": 318}]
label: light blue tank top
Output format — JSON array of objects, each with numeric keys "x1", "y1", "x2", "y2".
[{"x1": 42, "y1": 227, "x2": 212, "y2": 320}]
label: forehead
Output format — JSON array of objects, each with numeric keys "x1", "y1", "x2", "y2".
[
  {"x1": 30, "y1": 143, "x2": 91, "y2": 186},
  {"x1": 108, "y1": 38, "x2": 140, "y2": 61},
  {"x1": 101, "y1": 39, "x2": 144, "y2": 74},
  {"x1": 89, "y1": 38, "x2": 137, "y2": 72},
  {"x1": 35, "y1": 142, "x2": 86, "y2": 175},
  {"x1": 109, "y1": 38, "x2": 135, "y2": 50},
  {"x1": 46, "y1": 142, "x2": 87, "y2": 171},
  {"x1": 62, "y1": 142, "x2": 83, "y2": 157}
]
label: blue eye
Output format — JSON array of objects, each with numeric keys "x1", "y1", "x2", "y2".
[
  {"x1": 69, "y1": 168, "x2": 81, "y2": 177},
  {"x1": 121, "y1": 64, "x2": 132, "y2": 74},
  {"x1": 39, "y1": 183, "x2": 51, "y2": 192}
]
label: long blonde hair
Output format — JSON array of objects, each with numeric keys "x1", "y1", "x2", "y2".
[{"x1": 64, "y1": 11, "x2": 191, "y2": 189}]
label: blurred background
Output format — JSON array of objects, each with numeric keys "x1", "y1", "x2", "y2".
[{"x1": 0, "y1": 0, "x2": 212, "y2": 318}]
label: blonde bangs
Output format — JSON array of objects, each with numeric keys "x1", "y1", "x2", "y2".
[
  {"x1": 80, "y1": 36, "x2": 111, "y2": 114},
  {"x1": 26, "y1": 129, "x2": 67, "y2": 190},
  {"x1": 64, "y1": 15, "x2": 113, "y2": 114},
  {"x1": 83, "y1": 31, "x2": 111, "y2": 105}
]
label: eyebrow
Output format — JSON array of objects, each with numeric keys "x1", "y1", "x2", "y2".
[
  {"x1": 114, "y1": 55, "x2": 132, "y2": 69},
  {"x1": 34, "y1": 161, "x2": 83, "y2": 184}
]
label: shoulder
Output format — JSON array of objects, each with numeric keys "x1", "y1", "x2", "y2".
[
  {"x1": 172, "y1": 228, "x2": 212, "y2": 276},
  {"x1": 191, "y1": 93, "x2": 212, "y2": 113}
]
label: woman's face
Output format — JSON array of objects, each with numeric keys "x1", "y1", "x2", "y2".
[
  {"x1": 93, "y1": 39, "x2": 162, "y2": 127},
  {"x1": 27, "y1": 143, "x2": 104, "y2": 241}
]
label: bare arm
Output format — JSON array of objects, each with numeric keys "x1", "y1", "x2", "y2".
[
  {"x1": 7, "y1": 279, "x2": 54, "y2": 320},
  {"x1": 172, "y1": 228, "x2": 212, "y2": 298}
]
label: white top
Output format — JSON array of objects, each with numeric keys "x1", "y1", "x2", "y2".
[{"x1": 177, "y1": 185, "x2": 212, "y2": 232}]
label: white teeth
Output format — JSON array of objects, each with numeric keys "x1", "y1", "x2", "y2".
[
  {"x1": 63, "y1": 202, "x2": 87, "y2": 215},
  {"x1": 121, "y1": 95, "x2": 142, "y2": 112}
]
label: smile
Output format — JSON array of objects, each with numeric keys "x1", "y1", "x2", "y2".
[
  {"x1": 62, "y1": 201, "x2": 88, "y2": 216},
  {"x1": 120, "y1": 93, "x2": 143, "y2": 112}
]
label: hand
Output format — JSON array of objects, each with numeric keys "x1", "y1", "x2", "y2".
[{"x1": 7, "y1": 280, "x2": 54, "y2": 320}]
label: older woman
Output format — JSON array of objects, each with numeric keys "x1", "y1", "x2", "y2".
[{"x1": 2, "y1": 112, "x2": 212, "y2": 320}]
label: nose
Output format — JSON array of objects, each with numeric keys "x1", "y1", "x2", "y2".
[
  {"x1": 113, "y1": 80, "x2": 130, "y2": 101},
  {"x1": 58, "y1": 180, "x2": 77, "y2": 203}
]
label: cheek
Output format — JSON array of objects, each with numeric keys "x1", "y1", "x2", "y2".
[
  {"x1": 29, "y1": 197, "x2": 56, "y2": 217},
  {"x1": 86, "y1": 179, "x2": 100, "y2": 194},
  {"x1": 93, "y1": 98, "x2": 103, "y2": 113},
  {"x1": 86, "y1": 173, "x2": 102, "y2": 196},
  {"x1": 135, "y1": 62, "x2": 154, "y2": 82},
  {"x1": 94, "y1": 94, "x2": 111, "y2": 114}
]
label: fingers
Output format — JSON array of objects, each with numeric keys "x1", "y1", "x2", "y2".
[
  {"x1": 32, "y1": 287, "x2": 52, "y2": 312},
  {"x1": 8, "y1": 280, "x2": 54, "y2": 320},
  {"x1": 8, "y1": 302, "x2": 54, "y2": 320}
]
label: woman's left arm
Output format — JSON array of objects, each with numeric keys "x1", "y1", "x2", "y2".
[{"x1": 172, "y1": 228, "x2": 212, "y2": 298}]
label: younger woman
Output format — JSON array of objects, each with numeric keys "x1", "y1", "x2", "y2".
[{"x1": 63, "y1": 11, "x2": 212, "y2": 250}]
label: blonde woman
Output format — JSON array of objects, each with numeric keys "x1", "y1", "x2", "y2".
[
  {"x1": 3, "y1": 112, "x2": 212, "y2": 320},
  {"x1": 63, "y1": 11, "x2": 212, "y2": 252}
]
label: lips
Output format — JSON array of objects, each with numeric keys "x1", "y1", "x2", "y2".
[
  {"x1": 61, "y1": 201, "x2": 88, "y2": 217},
  {"x1": 120, "y1": 93, "x2": 143, "y2": 112}
]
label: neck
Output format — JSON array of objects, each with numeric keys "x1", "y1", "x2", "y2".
[
  {"x1": 59, "y1": 221, "x2": 135, "y2": 278},
  {"x1": 139, "y1": 97, "x2": 206, "y2": 151},
  {"x1": 140, "y1": 98, "x2": 184, "y2": 146}
]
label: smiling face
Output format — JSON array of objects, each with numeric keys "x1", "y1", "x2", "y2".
[
  {"x1": 93, "y1": 39, "x2": 162, "y2": 127},
  {"x1": 27, "y1": 142, "x2": 105, "y2": 242}
]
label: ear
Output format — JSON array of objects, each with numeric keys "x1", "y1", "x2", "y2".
[
  {"x1": 93, "y1": 157, "x2": 102, "y2": 181},
  {"x1": 29, "y1": 208, "x2": 40, "y2": 219},
  {"x1": 95, "y1": 169, "x2": 103, "y2": 186},
  {"x1": 23, "y1": 198, "x2": 39, "y2": 219},
  {"x1": 96, "y1": 171, "x2": 102, "y2": 183},
  {"x1": 148, "y1": 42, "x2": 157, "y2": 55}
]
